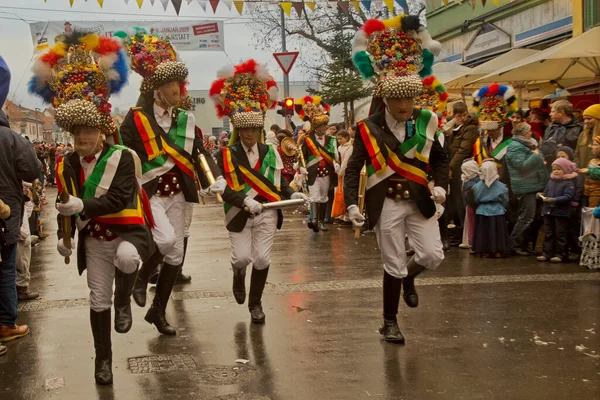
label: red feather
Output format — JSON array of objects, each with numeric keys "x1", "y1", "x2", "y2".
[
  {"x1": 215, "y1": 105, "x2": 226, "y2": 118},
  {"x1": 266, "y1": 80, "x2": 277, "y2": 89},
  {"x1": 234, "y1": 59, "x2": 258, "y2": 75},
  {"x1": 40, "y1": 51, "x2": 63, "y2": 66},
  {"x1": 209, "y1": 79, "x2": 226, "y2": 97},
  {"x1": 96, "y1": 37, "x2": 120, "y2": 55},
  {"x1": 303, "y1": 96, "x2": 313, "y2": 104},
  {"x1": 488, "y1": 83, "x2": 499, "y2": 96},
  {"x1": 323, "y1": 103, "x2": 331, "y2": 113},
  {"x1": 179, "y1": 81, "x2": 188, "y2": 96},
  {"x1": 439, "y1": 92, "x2": 449, "y2": 101},
  {"x1": 422, "y1": 76, "x2": 435, "y2": 85},
  {"x1": 362, "y1": 19, "x2": 385, "y2": 35}
]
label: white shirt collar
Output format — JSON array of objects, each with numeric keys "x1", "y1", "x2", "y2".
[
  {"x1": 153, "y1": 102, "x2": 172, "y2": 119},
  {"x1": 80, "y1": 148, "x2": 103, "y2": 163},
  {"x1": 240, "y1": 141, "x2": 258, "y2": 154},
  {"x1": 384, "y1": 108, "x2": 406, "y2": 142}
]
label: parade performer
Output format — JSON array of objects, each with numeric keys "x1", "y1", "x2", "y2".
[
  {"x1": 296, "y1": 96, "x2": 339, "y2": 232},
  {"x1": 29, "y1": 32, "x2": 155, "y2": 384},
  {"x1": 117, "y1": 29, "x2": 225, "y2": 335},
  {"x1": 210, "y1": 60, "x2": 309, "y2": 323},
  {"x1": 346, "y1": 14, "x2": 447, "y2": 343}
]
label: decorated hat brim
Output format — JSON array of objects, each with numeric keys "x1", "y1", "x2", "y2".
[
  {"x1": 141, "y1": 61, "x2": 189, "y2": 94},
  {"x1": 55, "y1": 99, "x2": 114, "y2": 135}
]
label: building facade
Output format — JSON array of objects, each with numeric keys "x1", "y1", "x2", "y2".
[{"x1": 1, "y1": 100, "x2": 61, "y2": 142}]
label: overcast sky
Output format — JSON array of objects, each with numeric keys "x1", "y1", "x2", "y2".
[{"x1": 0, "y1": 0, "x2": 310, "y2": 111}]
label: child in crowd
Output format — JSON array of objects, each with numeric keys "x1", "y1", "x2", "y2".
[
  {"x1": 471, "y1": 159, "x2": 511, "y2": 257},
  {"x1": 581, "y1": 136, "x2": 600, "y2": 207},
  {"x1": 537, "y1": 158, "x2": 576, "y2": 263},
  {"x1": 459, "y1": 159, "x2": 480, "y2": 249},
  {"x1": 555, "y1": 146, "x2": 583, "y2": 259}
]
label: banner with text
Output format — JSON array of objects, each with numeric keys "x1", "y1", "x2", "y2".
[{"x1": 30, "y1": 20, "x2": 225, "y2": 53}]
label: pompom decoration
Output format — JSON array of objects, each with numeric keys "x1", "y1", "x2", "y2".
[
  {"x1": 416, "y1": 76, "x2": 448, "y2": 123},
  {"x1": 352, "y1": 14, "x2": 440, "y2": 99},
  {"x1": 210, "y1": 59, "x2": 278, "y2": 130},
  {"x1": 472, "y1": 84, "x2": 519, "y2": 130},
  {"x1": 117, "y1": 28, "x2": 188, "y2": 94},
  {"x1": 294, "y1": 96, "x2": 330, "y2": 130},
  {"x1": 28, "y1": 31, "x2": 129, "y2": 135}
]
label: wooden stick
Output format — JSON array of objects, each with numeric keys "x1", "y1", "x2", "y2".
[
  {"x1": 354, "y1": 164, "x2": 367, "y2": 240},
  {"x1": 198, "y1": 154, "x2": 224, "y2": 203},
  {"x1": 59, "y1": 191, "x2": 71, "y2": 265}
]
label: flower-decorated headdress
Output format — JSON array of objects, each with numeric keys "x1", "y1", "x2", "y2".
[
  {"x1": 472, "y1": 84, "x2": 518, "y2": 130},
  {"x1": 295, "y1": 96, "x2": 331, "y2": 130},
  {"x1": 115, "y1": 28, "x2": 188, "y2": 95},
  {"x1": 28, "y1": 32, "x2": 128, "y2": 136},
  {"x1": 209, "y1": 59, "x2": 278, "y2": 131},
  {"x1": 415, "y1": 76, "x2": 448, "y2": 117},
  {"x1": 352, "y1": 14, "x2": 441, "y2": 99}
]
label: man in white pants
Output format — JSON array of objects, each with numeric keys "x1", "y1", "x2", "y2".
[
  {"x1": 345, "y1": 13, "x2": 447, "y2": 343},
  {"x1": 211, "y1": 59, "x2": 309, "y2": 323},
  {"x1": 119, "y1": 30, "x2": 225, "y2": 335},
  {"x1": 30, "y1": 31, "x2": 155, "y2": 384},
  {"x1": 15, "y1": 183, "x2": 38, "y2": 301}
]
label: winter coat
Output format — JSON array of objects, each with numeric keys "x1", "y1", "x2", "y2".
[
  {"x1": 463, "y1": 176, "x2": 480, "y2": 208},
  {"x1": 447, "y1": 115, "x2": 480, "y2": 173},
  {"x1": 0, "y1": 110, "x2": 42, "y2": 245},
  {"x1": 542, "y1": 178, "x2": 575, "y2": 217},
  {"x1": 504, "y1": 136, "x2": 549, "y2": 195},
  {"x1": 540, "y1": 119, "x2": 584, "y2": 165},
  {"x1": 584, "y1": 164, "x2": 600, "y2": 207},
  {"x1": 574, "y1": 127, "x2": 600, "y2": 168},
  {"x1": 473, "y1": 180, "x2": 509, "y2": 216}
]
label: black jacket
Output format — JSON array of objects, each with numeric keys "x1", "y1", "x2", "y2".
[
  {"x1": 300, "y1": 134, "x2": 338, "y2": 187},
  {"x1": 216, "y1": 142, "x2": 295, "y2": 232},
  {"x1": 57, "y1": 144, "x2": 156, "y2": 275},
  {"x1": 119, "y1": 102, "x2": 220, "y2": 202},
  {"x1": 0, "y1": 110, "x2": 41, "y2": 246},
  {"x1": 344, "y1": 109, "x2": 449, "y2": 229}
]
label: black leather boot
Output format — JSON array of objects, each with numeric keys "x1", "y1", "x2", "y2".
[
  {"x1": 403, "y1": 257, "x2": 426, "y2": 308},
  {"x1": 175, "y1": 237, "x2": 192, "y2": 285},
  {"x1": 232, "y1": 266, "x2": 247, "y2": 305},
  {"x1": 144, "y1": 263, "x2": 178, "y2": 335},
  {"x1": 318, "y1": 202, "x2": 328, "y2": 231},
  {"x1": 248, "y1": 267, "x2": 269, "y2": 324},
  {"x1": 308, "y1": 203, "x2": 319, "y2": 232},
  {"x1": 133, "y1": 250, "x2": 163, "y2": 307},
  {"x1": 114, "y1": 268, "x2": 137, "y2": 333},
  {"x1": 379, "y1": 271, "x2": 404, "y2": 343},
  {"x1": 90, "y1": 309, "x2": 113, "y2": 385}
]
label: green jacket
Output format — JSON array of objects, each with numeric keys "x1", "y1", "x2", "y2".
[{"x1": 505, "y1": 136, "x2": 549, "y2": 195}]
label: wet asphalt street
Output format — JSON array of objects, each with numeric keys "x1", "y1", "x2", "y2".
[{"x1": 0, "y1": 188, "x2": 599, "y2": 400}]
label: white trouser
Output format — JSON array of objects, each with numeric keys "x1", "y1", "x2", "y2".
[
  {"x1": 150, "y1": 192, "x2": 186, "y2": 265},
  {"x1": 309, "y1": 176, "x2": 330, "y2": 203},
  {"x1": 229, "y1": 209, "x2": 278, "y2": 271},
  {"x1": 85, "y1": 236, "x2": 141, "y2": 312},
  {"x1": 375, "y1": 198, "x2": 444, "y2": 279},
  {"x1": 184, "y1": 202, "x2": 194, "y2": 238},
  {"x1": 16, "y1": 236, "x2": 32, "y2": 288}
]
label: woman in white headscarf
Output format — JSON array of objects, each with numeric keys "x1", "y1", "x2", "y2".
[
  {"x1": 471, "y1": 159, "x2": 512, "y2": 257},
  {"x1": 459, "y1": 159, "x2": 480, "y2": 249}
]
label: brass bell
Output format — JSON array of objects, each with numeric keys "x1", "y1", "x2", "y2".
[
  {"x1": 106, "y1": 229, "x2": 113, "y2": 237},
  {"x1": 395, "y1": 194, "x2": 402, "y2": 201},
  {"x1": 175, "y1": 183, "x2": 180, "y2": 190},
  {"x1": 158, "y1": 177, "x2": 163, "y2": 184},
  {"x1": 172, "y1": 177, "x2": 178, "y2": 184},
  {"x1": 164, "y1": 184, "x2": 170, "y2": 192},
  {"x1": 396, "y1": 183, "x2": 403, "y2": 191},
  {"x1": 94, "y1": 224, "x2": 101, "y2": 232},
  {"x1": 169, "y1": 191, "x2": 175, "y2": 197},
  {"x1": 387, "y1": 187, "x2": 394, "y2": 194},
  {"x1": 403, "y1": 190, "x2": 411, "y2": 199},
  {"x1": 156, "y1": 190, "x2": 161, "y2": 196},
  {"x1": 99, "y1": 236, "x2": 105, "y2": 242}
]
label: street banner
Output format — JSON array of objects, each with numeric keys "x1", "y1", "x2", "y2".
[{"x1": 30, "y1": 20, "x2": 225, "y2": 53}]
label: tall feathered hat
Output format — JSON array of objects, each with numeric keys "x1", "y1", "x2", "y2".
[
  {"x1": 28, "y1": 32, "x2": 128, "y2": 136},
  {"x1": 352, "y1": 14, "x2": 441, "y2": 99},
  {"x1": 115, "y1": 28, "x2": 188, "y2": 95},
  {"x1": 473, "y1": 84, "x2": 518, "y2": 130},
  {"x1": 295, "y1": 96, "x2": 331, "y2": 130},
  {"x1": 416, "y1": 76, "x2": 448, "y2": 117},
  {"x1": 209, "y1": 59, "x2": 278, "y2": 131}
]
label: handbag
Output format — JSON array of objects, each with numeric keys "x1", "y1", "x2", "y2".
[
  {"x1": 579, "y1": 217, "x2": 600, "y2": 270},
  {"x1": 330, "y1": 174, "x2": 346, "y2": 219}
]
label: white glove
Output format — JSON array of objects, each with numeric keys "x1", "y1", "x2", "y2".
[
  {"x1": 208, "y1": 176, "x2": 227, "y2": 195},
  {"x1": 57, "y1": 238, "x2": 74, "y2": 257},
  {"x1": 293, "y1": 162, "x2": 300, "y2": 171},
  {"x1": 56, "y1": 195, "x2": 84, "y2": 216},
  {"x1": 430, "y1": 186, "x2": 446, "y2": 204},
  {"x1": 435, "y1": 203, "x2": 445, "y2": 220},
  {"x1": 198, "y1": 188, "x2": 210, "y2": 198},
  {"x1": 243, "y1": 197, "x2": 263, "y2": 215},
  {"x1": 291, "y1": 192, "x2": 310, "y2": 207},
  {"x1": 347, "y1": 205, "x2": 365, "y2": 228},
  {"x1": 299, "y1": 167, "x2": 308, "y2": 176},
  {"x1": 334, "y1": 162, "x2": 341, "y2": 174}
]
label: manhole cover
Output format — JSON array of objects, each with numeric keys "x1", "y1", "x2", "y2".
[
  {"x1": 196, "y1": 365, "x2": 257, "y2": 385},
  {"x1": 128, "y1": 354, "x2": 197, "y2": 374},
  {"x1": 212, "y1": 394, "x2": 271, "y2": 400}
]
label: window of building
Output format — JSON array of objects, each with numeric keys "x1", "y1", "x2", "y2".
[{"x1": 584, "y1": 0, "x2": 600, "y2": 31}]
